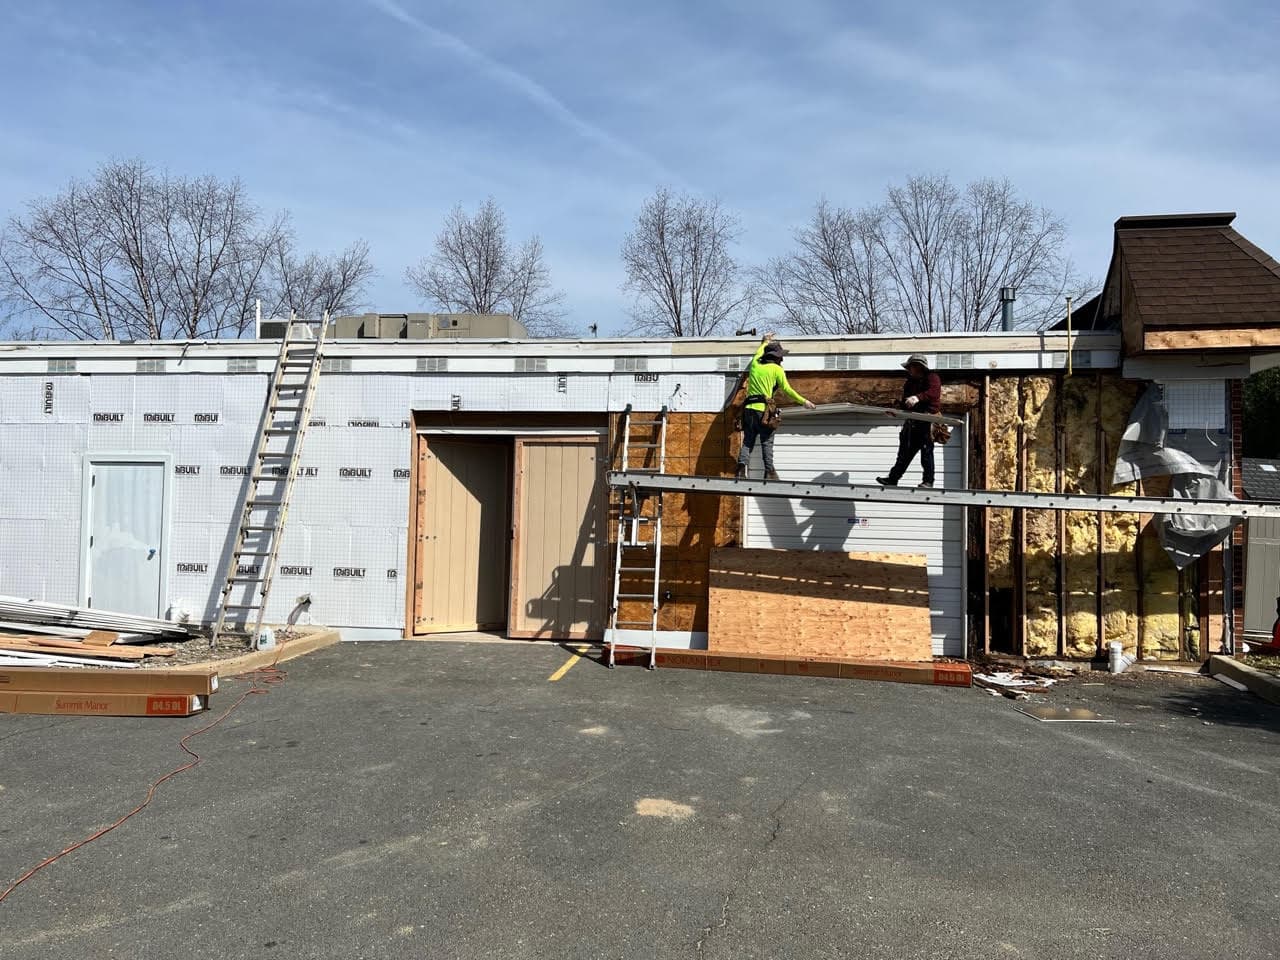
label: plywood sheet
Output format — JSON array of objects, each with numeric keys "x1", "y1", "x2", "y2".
[{"x1": 709, "y1": 548, "x2": 932, "y2": 661}]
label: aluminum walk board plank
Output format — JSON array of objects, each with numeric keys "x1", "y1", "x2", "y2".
[{"x1": 605, "y1": 472, "x2": 1280, "y2": 519}]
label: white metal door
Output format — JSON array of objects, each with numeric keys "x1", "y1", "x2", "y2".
[
  {"x1": 85, "y1": 461, "x2": 167, "y2": 616},
  {"x1": 742, "y1": 414, "x2": 964, "y2": 656}
]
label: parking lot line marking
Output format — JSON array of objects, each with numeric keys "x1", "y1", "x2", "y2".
[{"x1": 548, "y1": 645, "x2": 591, "y2": 682}]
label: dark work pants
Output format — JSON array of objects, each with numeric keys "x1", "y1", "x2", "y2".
[
  {"x1": 737, "y1": 408, "x2": 776, "y2": 474},
  {"x1": 887, "y1": 420, "x2": 935, "y2": 484}
]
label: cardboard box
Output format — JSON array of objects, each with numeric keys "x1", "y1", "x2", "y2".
[
  {"x1": 0, "y1": 667, "x2": 217, "y2": 696},
  {"x1": 0, "y1": 691, "x2": 205, "y2": 717},
  {"x1": 654, "y1": 650, "x2": 707, "y2": 671}
]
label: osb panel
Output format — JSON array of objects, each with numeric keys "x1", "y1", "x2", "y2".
[{"x1": 709, "y1": 548, "x2": 932, "y2": 661}]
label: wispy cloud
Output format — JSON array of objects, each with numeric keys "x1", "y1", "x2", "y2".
[{"x1": 363, "y1": 0, "x2": 682, "y2": 184}]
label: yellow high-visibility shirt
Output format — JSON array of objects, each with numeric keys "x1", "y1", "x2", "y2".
[{"x1": 743, "y1": 341, "x2": 807, "y2": 411}]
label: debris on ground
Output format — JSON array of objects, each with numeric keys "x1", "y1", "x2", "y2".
[
  {"x1": 0, "y1": 594, "x2": 193, "y2": 669},
  {"x1": 973, "y1": 671, "x2": 1058, "y2": 698}
]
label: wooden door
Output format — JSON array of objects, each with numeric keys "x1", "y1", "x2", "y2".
[
  {"x1": 416, "y1": 438, "x2": 511, "y2": 632},
  {"x1": 510, "y1": 437, "x2": 606, "y2": 639}
]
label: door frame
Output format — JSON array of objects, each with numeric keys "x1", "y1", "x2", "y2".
[
  {"x1": 78, "y1": 452, "x2": 173, "y2": 615},
  {"x1": 411, "y1": 434, "x2": 514, "y2": 634},
  {"x1": 508, "y1": 434, "x2": 608, "y2": 640},
  {"x1": 409, "y1": 419, "x2": 609, "y2": 640}
]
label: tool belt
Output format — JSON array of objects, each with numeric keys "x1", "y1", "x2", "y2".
[{"x1": 745, "y1": 394, "x2": 782, "y2": 428}]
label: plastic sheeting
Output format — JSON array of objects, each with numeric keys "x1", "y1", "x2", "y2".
[{"x1": 1113, "y1": 384, "x2": 1238, "y2": 569}]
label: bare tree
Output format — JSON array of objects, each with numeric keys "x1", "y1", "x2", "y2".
[
  {"x1": 0, "y1": 159, "x2": 374, "y2": 340},
  {"x1": 621, "y1": 187, "x2": 751, "y2": 337},
  {"x1": 405, "y1": 199, "x2": 569, "y2": 337},
  {"x1": 761, "y1": 175, "x2": 1088, "y2": 335},
  {"x1": 269, "y1": 238, "x2": 376, "y2": 320},
  {"x1": 755, "y1": 200, "x2": 888, "y2": 335}
]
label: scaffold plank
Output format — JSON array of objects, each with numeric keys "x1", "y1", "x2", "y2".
[{"x1": 606, "y1": 471, "x2": 1280, "y2": 519}]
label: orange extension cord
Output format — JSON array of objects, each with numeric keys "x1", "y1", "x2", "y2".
[{"x1": 0, "y1": 651, "x2": 290, "y2": 905}]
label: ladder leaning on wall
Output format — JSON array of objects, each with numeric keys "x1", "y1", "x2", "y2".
[
  {"x1": 210, "y1": 312, "x2": 329, "y2": 648},
  {"x1": 606, "y1": 405, "x2": 669, "y2": 669}
]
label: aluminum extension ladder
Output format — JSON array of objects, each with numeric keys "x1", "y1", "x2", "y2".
[
  {"x1": 607, "y1": 405, "x2": 668, "y2": 669},
  {"x1": 210, "y1": 312, "x2": 328, "y2": 647}
]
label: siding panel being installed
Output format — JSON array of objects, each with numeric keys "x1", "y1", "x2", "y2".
[
  {"x1": 511, "y1": 438, "x2": 606, "y2": 638},
  {"x1": 742, "y1": 413, "x2": 964, "y2": 656}
]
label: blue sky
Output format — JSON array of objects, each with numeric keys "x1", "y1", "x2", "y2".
[{"x1": 2, "y1": 0, "x2": 1277, "y2": 334}]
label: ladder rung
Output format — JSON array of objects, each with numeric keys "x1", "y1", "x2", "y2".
[
  {"x1": 630, "y1": 419, "x2": 665, "y2": 425},
  {"x1": 271, "y1": 405, "x2": 302, "y2": 411},
  {"x1": 247, "y1": 499, "x2": 283, "y2": 506},
  {"x1": 617, "y1": 593, "x2": 655, "y2": 600},
  {"x1": 264, "y1": 428, "x2": 296, "y2": 435},
  {"x1": 628, "y1": 443, "x2": 662, "y2": 449},
  {"x1": 620, "y1": 566, "x2": 656, "y2": 572},
  {"x1": 258, "y1": 452, "x2": 292, "y2": 458},
  {"x1": 613, "y1": 620, "x2": 655, "y2": 628},
  {"x1": 236, "y1": 550, "x2": 271, "y2": 556},
  {"x1": 242, "y1": 525, "x2": 276, "y2": 532},
  {"x1": 228, "y1": 576, "x2": 265, "y2": 583},
  {"x1": 251, "y1": 473, "x2": 289, "y2": 481},
  {"x1": 281, "y1": 360, "x2": 313, "y2": 367},
  {"x1": 223, "y1": 603, "x2": 263, "y2": 610}
]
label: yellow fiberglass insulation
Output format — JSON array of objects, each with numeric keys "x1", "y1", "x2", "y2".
[
  {"x1": 1059, "y1": 376, "x2": 1101, "y2": 657},
  {"x1": 1097, "y1": 378, "x2": 1143, "y2": 654},
  {"x1": 987, "y1": 378, "x2": 1020, "y2": 589},
  {"x1": 1021, "y1": 377, "x2": 1059, "y2": 655},
  {"x1": 1141, "y1": 524, "x2": 1182, "y2": 658}
]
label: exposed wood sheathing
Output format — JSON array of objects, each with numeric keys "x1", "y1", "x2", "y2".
[
  {"x1": 739, "y1": 373, "x2": 979, "y2": 414},
  {"x1": 709, "y1": 548, "x2": 933, "y2": 661},
  {"x1": 611, "y1": 412, "x2": 737, "y2": 633}
]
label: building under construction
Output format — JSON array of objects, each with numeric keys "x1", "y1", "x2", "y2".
[{"x1": 0, "y1": 213, "x2": 1277, "y2": 666}]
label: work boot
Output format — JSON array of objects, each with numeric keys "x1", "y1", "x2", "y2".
[
  {"x1": 875, "y1": 476, "x2": 896, "y2": 487},
  {"x1": 917, "y1": 480, "x2": 934, "y2": 489},
  {"x1": 764, "y1": 469, "x2": 780, "y2": 481},
  {"x1": 734, "y1": 462, "x2": 747, "y2": 479}
]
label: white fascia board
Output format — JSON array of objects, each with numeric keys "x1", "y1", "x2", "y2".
[
  {"x1": 1125, "y1": 355, "x2": 1254, "y2": 381},
  {"x1": 0, "y1": 331, "x2": 1125, "y2": 376}
]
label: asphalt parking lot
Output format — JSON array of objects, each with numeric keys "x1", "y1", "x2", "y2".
[{"x1": 2, "y1": 641, "x2": 1278, "y2": 960}]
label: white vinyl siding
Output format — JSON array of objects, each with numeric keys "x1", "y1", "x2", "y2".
[{"x1": 742, "y1": 413, "x2": 964, "y2": 656}]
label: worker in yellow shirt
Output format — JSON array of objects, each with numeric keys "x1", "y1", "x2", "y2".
[{"x1": 734, "y1": 333, "x2": 815, "y2": 480}]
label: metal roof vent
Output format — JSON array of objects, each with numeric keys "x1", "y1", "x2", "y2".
[
  {"x1": 823, "y1": 354, "x2": 861, "y2": 371},
  {"x1": 417, "y1": 357, "x2": 448, "y2": 373}
]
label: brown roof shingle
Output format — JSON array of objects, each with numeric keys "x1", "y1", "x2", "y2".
[{"x1": 1116, "y1": 213, "x2": 1280, "y2": 328}]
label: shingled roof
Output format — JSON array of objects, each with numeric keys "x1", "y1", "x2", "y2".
[
  {"x1": 1243, "y1": 458, "x2": 1280, "y2": 501},
  {"x1": 1115, "y1": 213, "x2": 1280, "y2": 329}
]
